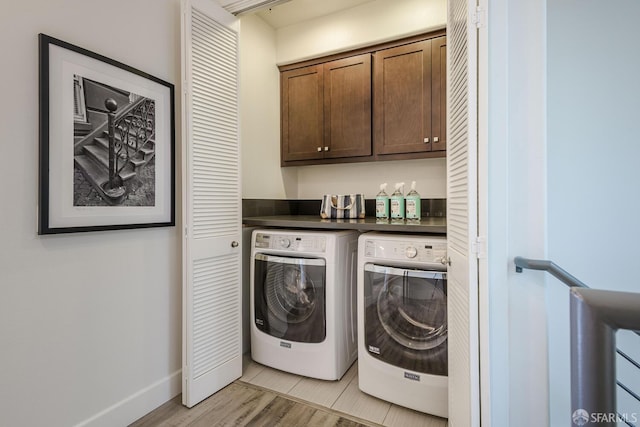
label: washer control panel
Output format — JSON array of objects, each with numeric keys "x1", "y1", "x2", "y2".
[
  {"x1": 254, "y1": 233, "x2": 326, "y2": 253},
  {"x1": 363, "y1": 238, "x2": 447, "y2": 264}
]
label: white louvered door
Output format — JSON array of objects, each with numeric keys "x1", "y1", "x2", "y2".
[
  {"x1": 446, "y1": 0, "x2": 480, "y2": 425},
  {"x1": 181, "y1": 0, "x2": 241, "y2": 408}
]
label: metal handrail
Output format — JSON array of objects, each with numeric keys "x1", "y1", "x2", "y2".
[
  {"x1": 514, "y1": 256, "x2": 587, "y2": 288},
  {"x1": 515, "y1": 256, "x2": 640, "y2": 337},
  {"x1": 515, "y1": 257, "x2": 640, "y2": 425},
  {"x1": 571, "y1": 287, "x2": 640, "y2": 424}
]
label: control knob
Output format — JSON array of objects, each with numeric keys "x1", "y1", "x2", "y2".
[
  {"x1": 405, "y1": 246, "x2": 418, "y2": 259},
  {"x1": 279, "y1": 238, "x2": 291, "y2": 248}
]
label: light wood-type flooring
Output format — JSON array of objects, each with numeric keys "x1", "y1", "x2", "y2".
[{"x1": 130, "y1": 355, "x2": 448, "y2": 427}]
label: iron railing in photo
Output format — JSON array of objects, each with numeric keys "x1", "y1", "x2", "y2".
[{"x1": 105, "y1": 97, "x2": 156, "y2": 191}]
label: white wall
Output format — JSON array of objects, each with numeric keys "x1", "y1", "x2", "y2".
[
  {"x1": 487, "y1": 0, "x2": 549, "y2": 425},
  {"x1": 240, "y1": 0, "x2": 447, "y2": 200},
  {"x1": 294, "y1": 158, "x2": 446, "y2": 199},
  {"x1": 240, "y1": 14, "x2": 298, "y2": 199},
  {"x1": 489, "y1": 0, "x2": 640, "y2": 425},
  {"x1": 0, "y1": 1, "x2": 182, "y2": 426},
  {"x1": 547, "y1": 0, "x2": 640, "y2": 422},
  {"x1": 276, "y1": 0, "x2": 446, "y2": 64}
]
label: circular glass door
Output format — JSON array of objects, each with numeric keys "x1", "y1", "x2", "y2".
[
  {"x1": 253, "y1": 253, "x2": 326, "y2": 343},
  {"x1": 265, "y1": 262, "x2": 317, "y2": 323},
  {"x1": 376, "y1": 272, "x2": 447, "y2": 350},
  {"x1": 363, "y1": 263, "x2": 447, "y2": 375}
]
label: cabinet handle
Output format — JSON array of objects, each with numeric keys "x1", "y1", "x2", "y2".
[
  {"x1": 433, "y1": 137, "x2": 439, "y2": 143},
  {"x1": 231, "y1": 241, "x2": 239, "y2": 248},
  {"x1": 317, "y1": 147, "x2": 322, "y2": 152},
  {"x1": 324, "y1": 146, "x2": 329, "y2": 151},
  {"x1": 424, "y1": 137, "x2": 429, "y2": 143}
]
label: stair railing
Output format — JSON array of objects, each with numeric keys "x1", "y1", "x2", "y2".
[
  {"x1": 514, "y1": 257, "x2": 640, "y2": 426},
  {"x1": 104, "y1": 97, "x2": 155, "y2": 189},
  {"x1": 105, "y1": 98, "x2": 123, "y2": 195}
]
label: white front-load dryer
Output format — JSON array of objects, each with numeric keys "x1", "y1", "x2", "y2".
[
  {"x1": 250, "y1": 229, "x2": 359, "y2": 380},
  {"x1": 357, "y1": 232, "x2": 448, "y2": 418}
]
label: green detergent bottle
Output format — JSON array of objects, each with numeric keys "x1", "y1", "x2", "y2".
[
  {"x1": 390, "y1": 182, "x2": 405, "y2": 222},
  {"x1": 405, "y1": 181, "x2": 421, "y2": 222},
  {"x1": 375, "y1": 183, "x2": 389, "y2": 220}
]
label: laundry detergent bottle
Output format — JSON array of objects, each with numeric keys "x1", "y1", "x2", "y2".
[
  {"x1": 390, "y1": 182, "x2": 405, "y2": 222},
  {"x1": 375, "y1": 183, "x2": 390, "y2": 220},
  {"x1": 405, "y1": 181, "x2": 421, "y2": 222}
]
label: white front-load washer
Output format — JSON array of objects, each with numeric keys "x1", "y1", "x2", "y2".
[
  {"x1": 357, "y1": 232, "x2": 448, "y2": 418},
  {"x1": 250, "y1": 229, "x2": 359, "y2": 380}
]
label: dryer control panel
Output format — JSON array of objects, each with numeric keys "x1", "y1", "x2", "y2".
[
  {"x1": 363, "y1": 238, "x2": 447, "y2": 264},
  {"x1": 254, "y1": 233, "x2": 326, "y2": 252}
]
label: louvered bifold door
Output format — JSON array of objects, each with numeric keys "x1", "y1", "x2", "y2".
[
  {"x1": 446, "y1": 0, "x2": 480, "y2": 425},
  {"x1": 181, "y1": 0, "x2": 241, "y2": 408}
]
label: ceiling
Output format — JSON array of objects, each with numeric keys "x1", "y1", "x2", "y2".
[{"x1": 254, "y1": 0, "x2": 377, "y2": 29}]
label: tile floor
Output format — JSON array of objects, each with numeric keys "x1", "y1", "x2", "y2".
[{"x1": 239, "y1": 354, "x2": 448, "y2": 427}]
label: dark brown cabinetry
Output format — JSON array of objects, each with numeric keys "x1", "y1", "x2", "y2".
[
  {"x1": 431, "y1": 36, "x2": 447, "y2": 153},
  {"x1": 280, "y1": 55, "x2": 371, "y2": 165},
  {"x1": 323, "y1": 54, "x2": 372, "y2": 159},
  {"x1": 280, "y1": 31, "x2": 445, "y2": 166},
  {"x1": 280, "y1": 65, "x2": 324, "y2": 162},
  {"x1": 374, "y1": 35, "x2": 446, "y2": 158}
]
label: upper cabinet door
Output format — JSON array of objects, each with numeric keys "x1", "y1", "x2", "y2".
[
  {"x1": 374, "y1": 40, "x2": 432, "y2": 155},
  {"x1": 323, "y1": 54, "x2": 372, "y2": 159},
  {"x1": 181, "y1": 0, "x2": 242, "y2": 409},
  {"x1": 431, "y1": 36, "x2": 447, "y2": 152},
  {"x1": 281, "y1": 65, "x2": 324, "y2": 163}
]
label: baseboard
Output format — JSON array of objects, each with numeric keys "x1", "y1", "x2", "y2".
[{"x1": 74, "y1": 370, "x2": 182, "y2": 427}]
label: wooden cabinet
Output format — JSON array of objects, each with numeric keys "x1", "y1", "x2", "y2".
[
  {"x1": 431, "y1": 36, "x2": 447, "y2": 152},
  {"x1": 280, "y1": 65, "x2": 324, "y2": 162},
  {"x1": 280, "y1": 31, "x2": 445, "y2": 166},
  {"x1": 280, "y1": 54, "x2": 371, "y2": 165},
  {"x1": 373, "y1": 36, "x2": 446, "y2": 158},
  {"x1": 323, "y1": 54, "x2": 372, "y2": 159}
]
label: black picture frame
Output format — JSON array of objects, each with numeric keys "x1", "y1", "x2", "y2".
[{"x1": 38, "y1": 34, "x2": 175, "y2": 234}]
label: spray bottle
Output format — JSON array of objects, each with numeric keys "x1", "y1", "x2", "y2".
[
  {"x1": 390, "y1": 182, "x2": 405, "y2": 222},
  {"x1": 375, "y1": 183, "x2": 390, "y2": 220},
  {"x1": 405, "y1": 181, "x2": 421, "y2": 222}
]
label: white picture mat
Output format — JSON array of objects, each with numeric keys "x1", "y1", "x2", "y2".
[{"x1": 47, "y1": 43, "x2": 172, "y2": 228}]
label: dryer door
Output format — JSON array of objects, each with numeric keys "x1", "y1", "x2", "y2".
[
  {"x1": 254, "y1": 254, "x2": 326, "y2": 343},
  {"x1": 363, "y1": 263, "x2": 447, "y2": 375}
]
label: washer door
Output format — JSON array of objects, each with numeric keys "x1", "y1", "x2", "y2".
[
  {"x1": 363, "y1": 263, "x2": 447, "y2": 375},
  {"x1": 254, "y1": 253, "x2": 326, "y2": 343}
]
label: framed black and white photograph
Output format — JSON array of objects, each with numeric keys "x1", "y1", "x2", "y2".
[{"x1": 38, "y1": 34, "x2": 175, "y2": 234}]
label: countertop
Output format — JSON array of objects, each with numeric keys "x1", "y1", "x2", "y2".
[{"x1": 242, "y1": 215, "x2": 446, "y2": 234}]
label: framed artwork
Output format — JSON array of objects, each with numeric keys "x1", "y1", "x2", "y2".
[{"x1": 38, "y1": 34, "x2": 175, "y2": 234}]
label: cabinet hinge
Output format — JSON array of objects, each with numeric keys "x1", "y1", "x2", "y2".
[
  {"x1": 472, "y1": 236, "x2": 486, "y2": 259},
  {"x1": 473, "y1": 5, "x2": 486, "y2": 29}
]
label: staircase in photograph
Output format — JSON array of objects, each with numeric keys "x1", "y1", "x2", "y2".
[{"x1": 74, "y1": 96, "x2": 156, "y2": 205}]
